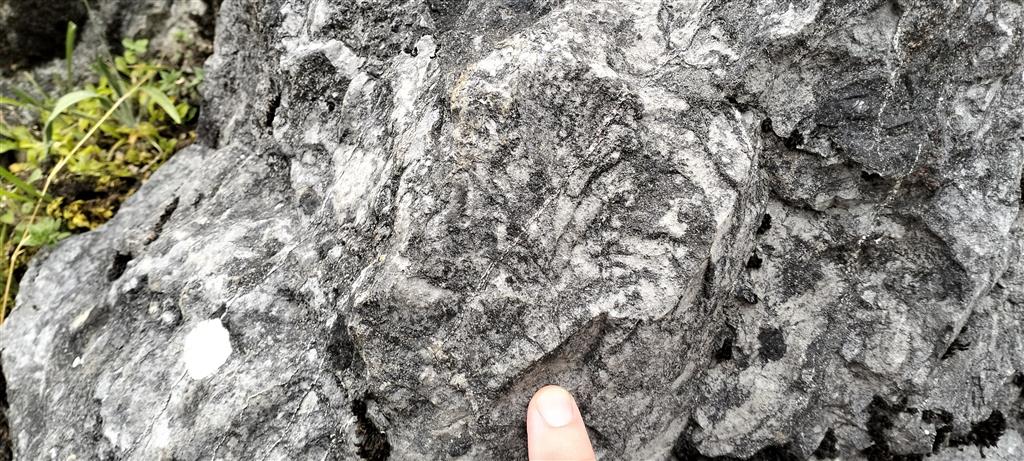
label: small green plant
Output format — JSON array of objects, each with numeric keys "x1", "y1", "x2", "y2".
[{"x1": 0, "y1": 23, "x2": 204, "y2": 319}]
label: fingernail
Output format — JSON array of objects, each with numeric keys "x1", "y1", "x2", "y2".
[{"x1": 537, "y1": 387, "x2": 575, "y2": 427}]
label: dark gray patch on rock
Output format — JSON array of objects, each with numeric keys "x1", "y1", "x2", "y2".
[{"x1": 757, "y1": 327, "x2": 786, "y2": 362}]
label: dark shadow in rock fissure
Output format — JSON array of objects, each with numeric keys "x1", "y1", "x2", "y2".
[{"x1": 353, "y1": 396, "x2": 392, "y2": 460}]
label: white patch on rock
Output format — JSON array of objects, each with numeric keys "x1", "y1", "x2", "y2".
[
  {"x1": 103, "y1": 425, "x2": 125, "y2": 449},
  {"x1": 391, "y1": 35, "x2": 437, "y2": 127},
  {"x1": 298, "y1": 391, "x2": 321, "y2": 415},
  {"x1": 277, "y1": 2, "x2": 304, "y2": 36},
  {"x1": 331, "y1": 143, "x2": 384, "y2": 225},
  {"x1": 183, "y1": 319, "x2": 232, "y2": 379},
  {"x1": 707, "y1": 114, "x2": 754, "y2": 185},
  {"x1": 281, "y1": 38, "x2": 364, "y2": 76},
  {"x1": 277, "y1": 1, "x2": 364, "y2": 76},
  {"x1": 679, "y1": 21, "x2": 740, "y2": 68},
  {"x1": 657, "y1": 199, "x2": 689, "y2": 240},
  {"x1": 761, "y1": 1, "x2": 821, "y2": 37},
  {"x1": 69, "y1": 305, "x2": 95, "y2": 331},
  {"x1": 152, "y1": 417, "x2": 171, "y2": 449}
]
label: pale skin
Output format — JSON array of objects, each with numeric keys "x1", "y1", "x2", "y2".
[{"x1": 526, "y1": 385, "x2": 596, "y2": 461}]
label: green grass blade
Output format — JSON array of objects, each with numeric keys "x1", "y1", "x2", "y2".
[
  {"x1": 25, "y1": 74, "x2": 51, "y2": 102},
  {"x1": 43, "y1": 90, "x2": 101, "y2": 145},
  {"x1": 0, "y1": 165, "x2": 44, "y2": 200},
  {"x1": 7, "y1": 87, "x2": 41, "y2": 108},
  {"x1": 95, "y1": 61, "x2": 137, "y2": 123},
  {"x1": 139, "y1": 86, "x2": 182, "y2": 124},
  {"x1": 65, "y1": 22, "x2": 78, "y2": 83},
  {"x1": 0, "y1": 97, "x2": 27, "y2": 108},
  {"x1": 96, "y1": 61, "x2": 127, "y2": 98},
  {"x1": 46, "y1": 90, "x2": 100, "y2": 127},
  {"x1": 0, "y1": 139, "x2": 17, "y2": 154},
  {"x1": 0, "y1": 188, "x2": 32, "y2": 204}
]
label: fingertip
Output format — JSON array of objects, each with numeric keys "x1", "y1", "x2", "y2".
[
  {"x1": 530, "y1": 385, "x2": 576, "y2": 427},
  {"x1": 526, "y1": 385, "x2": 596, "y2": 461}
]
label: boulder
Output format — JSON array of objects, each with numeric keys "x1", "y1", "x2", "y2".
[{"x1": 2, "y1": 0, "x2": 1023, "y2": 459}]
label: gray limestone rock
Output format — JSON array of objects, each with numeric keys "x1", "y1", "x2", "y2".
[{"x1": 2, "y1": 0, "x2": 1024, "y2": 459}]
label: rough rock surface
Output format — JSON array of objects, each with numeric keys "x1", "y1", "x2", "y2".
[
  {"x1": 81, "y1": 0, "x2": 217, "y2": 64},
  {"x1": 3, "y1": 0, "x2": 1024, "y2": 459}
]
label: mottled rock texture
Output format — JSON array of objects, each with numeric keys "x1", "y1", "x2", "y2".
[{"x1": 3, "y1": 0, "x2": 1024, "y2": 459}]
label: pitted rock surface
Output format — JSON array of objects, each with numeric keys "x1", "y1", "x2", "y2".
[{"x1": 2, "y1": 0, "x2": 1024, "y2": 459}]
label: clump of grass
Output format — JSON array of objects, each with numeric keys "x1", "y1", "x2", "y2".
[{"x1": 0, "y1": 23, "x2": 204, "y2": 319}]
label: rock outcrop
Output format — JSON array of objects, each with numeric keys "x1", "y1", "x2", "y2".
[{"x1": 2, "y1": 0, "x2": 1023, "y2": 459}]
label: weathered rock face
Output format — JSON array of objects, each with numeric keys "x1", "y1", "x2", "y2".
[{"x1": 2, "y1": 0, "x2": 1024, "y2": 459}]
